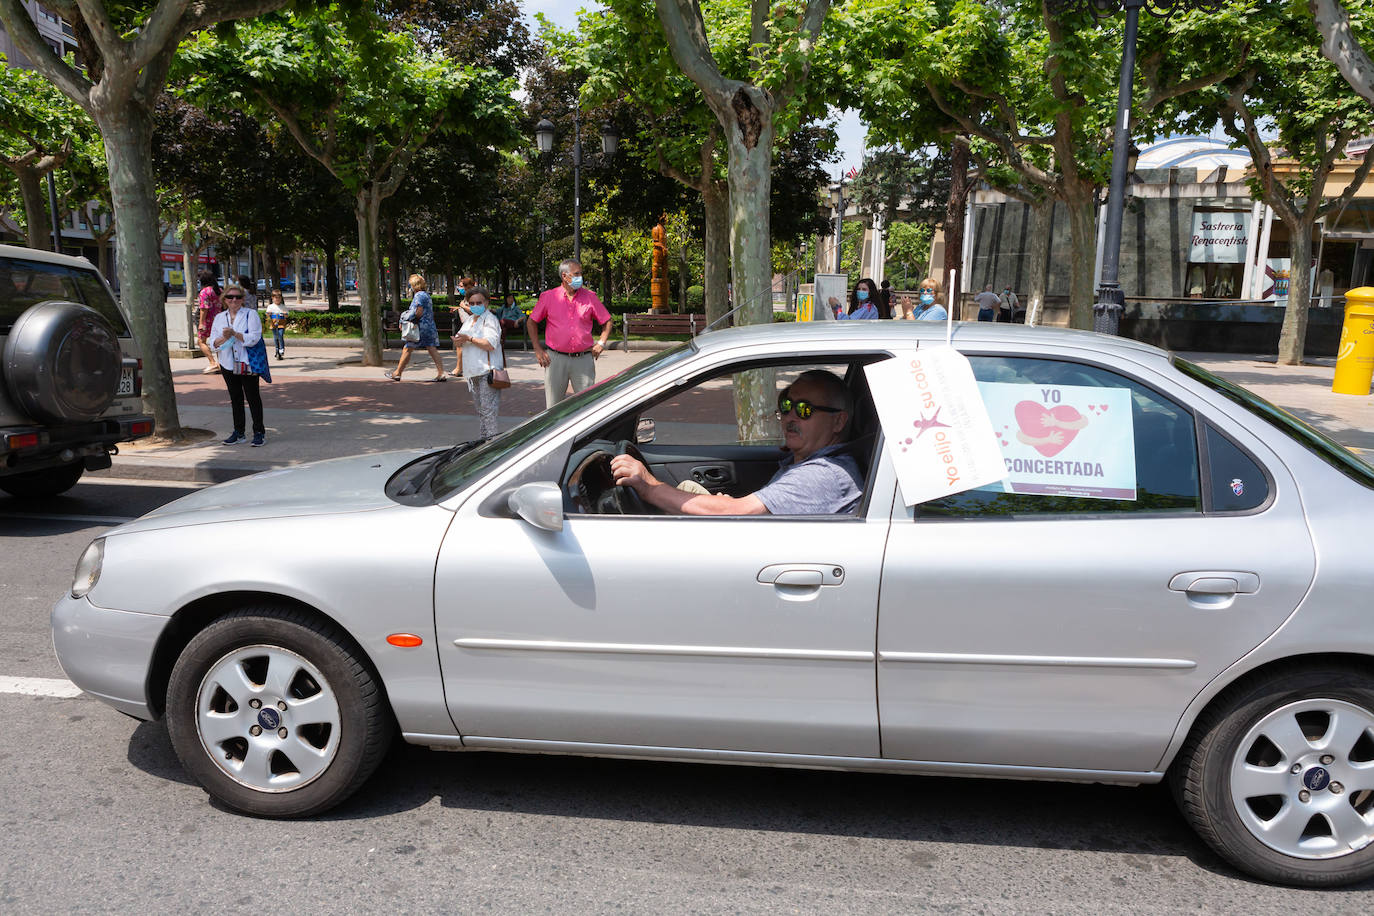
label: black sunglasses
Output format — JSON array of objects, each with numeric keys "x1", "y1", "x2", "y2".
[
  {"x1": 223, "y1": 294, "x2": 244, "y2": 300},
  {"x1": 777, "y1": 396, "x2": 842, "y2": 420}
]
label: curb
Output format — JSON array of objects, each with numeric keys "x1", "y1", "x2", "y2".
[{"x1": 93, "y1": 458, "x2": 274, "y2": 483}]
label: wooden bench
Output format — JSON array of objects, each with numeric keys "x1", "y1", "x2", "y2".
[{"x1": 622, "y1": 312, "x2": 707, "y2": 350}]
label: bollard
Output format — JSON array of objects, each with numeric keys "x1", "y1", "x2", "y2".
[{"x1": 1333, "y1": 288, "x2": 1374, "y2": 395}]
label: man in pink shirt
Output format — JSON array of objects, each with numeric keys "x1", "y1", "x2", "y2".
[{"x1": 529, "y1": 259, "x2": 613, "y2": 408}]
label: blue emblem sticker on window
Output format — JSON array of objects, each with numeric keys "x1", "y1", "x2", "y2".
[{"x1": 1230, "y1": 478, "x2": 1244, "y2": 496}]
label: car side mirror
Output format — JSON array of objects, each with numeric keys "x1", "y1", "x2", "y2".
[
  {"x1": 508, "y1": 482, "x2": 563, "y2": 531},
  {"x1": 636, "y1": 417, "x2": 656, "y2": 445}
]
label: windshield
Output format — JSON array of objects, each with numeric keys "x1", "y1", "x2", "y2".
[
  {"x1": 1174, "y1": 357, "x2": 1374, "y2": 490},
  {"x1": 429, "y1": 343, "x2": 695, "y2": 501}
]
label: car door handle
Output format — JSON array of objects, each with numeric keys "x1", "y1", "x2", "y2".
[
  {"x1": 691, "y1": 465, "x2": 733, "y2": 486},
  {"x1": 757, "y1": 564, "x2": 844, "y2": 586},
  {"x1": 1168, "y1": 571, "x2": 1260, "y2": 595}
]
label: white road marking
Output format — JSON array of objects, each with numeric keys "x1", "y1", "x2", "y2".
[
  {"x1": 0, "y1": 512, "x2": 135, "y2": 525},
  {"x1": 0, "y1": 676, "x2": 82, "y2": 698}
]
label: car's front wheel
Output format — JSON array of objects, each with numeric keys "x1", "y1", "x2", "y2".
[
  {"x1": 1171, "y1": 665, "x2": 1374, "y2": 886},
  {"x1": 165, "y1": 608, "x2": 393, "y2": 817}
]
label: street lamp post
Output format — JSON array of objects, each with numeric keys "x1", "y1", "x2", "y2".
[
  {"x1": 534, "y1": 110, "x2": 619, "y2": 268},
  {"x1": 1048, "y1": 0, "x2": 1225, "y2": 335},
  {"x1": 829, "y1": 174, "x2": 848, "y2": 273}
]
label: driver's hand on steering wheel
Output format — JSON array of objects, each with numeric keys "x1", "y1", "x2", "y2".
[{"x1": 610, "y1": 454, "x2": 657, "y2": 492}]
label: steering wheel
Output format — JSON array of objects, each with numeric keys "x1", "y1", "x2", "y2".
[{"x1": 609, "y1": 439, "x2": 650, "y2": 515}]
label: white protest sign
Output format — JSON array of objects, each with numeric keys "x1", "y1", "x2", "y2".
[
  {"x1": 865, "y1": 348, "x2": 1006, "y2": 505},
  {"x1": 978, "y1": 382, "x2": 1136, "y2": 499}
]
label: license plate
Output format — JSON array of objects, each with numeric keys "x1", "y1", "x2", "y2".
[{"x1": 117, "y1": 367, "x2": 135, "y2": 397}]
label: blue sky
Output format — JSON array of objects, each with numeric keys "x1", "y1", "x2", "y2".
[{"x1": 521, "y1": 0, "x2": 869, "y2": 176}]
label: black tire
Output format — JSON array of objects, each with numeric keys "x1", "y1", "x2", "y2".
[
  {"x1": 1170, "y1": 665, "x2": 1374, "y2": 886},
  {"x1": 3, "y1": 300, "x2": 123, "y2": 422},
  {"x1": 165, "y1": 607, "x2": 394, "y2": 817},
  {"x1": 0, "y1": 462, "x2": 84, "y2": 498}
]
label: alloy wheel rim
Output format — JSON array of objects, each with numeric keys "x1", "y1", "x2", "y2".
[
  {"x1": 1229, "y1": 698, "x2": 1374, "y2": 859},
  {"x1": 194, "y1": 644, "x2": 342, "y2": 793}
]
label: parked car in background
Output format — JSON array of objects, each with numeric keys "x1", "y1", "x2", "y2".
[
  {"x1": 0, "y1": 245, "x2": 153, "y2": 498},
  {"x1": 344, "y1": 277, "x2": 357, "y2": 291},
  {"x1": 52, "y1": 322, "x2": 1374, "y2": 886}
]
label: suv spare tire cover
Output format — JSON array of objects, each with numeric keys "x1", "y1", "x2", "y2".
[{"x1": 3, "y1": 300, "x2": 123, "y2": 422}]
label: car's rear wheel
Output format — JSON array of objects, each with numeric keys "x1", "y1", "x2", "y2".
[
  {"x1": 1171, "y1": 665, "x2": 1374, "y2": 886},
  {"x1": 0, "y1": 462, "x2": 84, "y2": 498},
  {"x1": 165, "y1": 608, "x2": 393, "y2": 817}
]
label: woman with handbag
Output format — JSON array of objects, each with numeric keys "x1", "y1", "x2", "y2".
[
  {"x1": 209, "y1": 283, "x2": 270, "y2": 447},
  {"x1": 385, "y1": 274, "x2": 447, "y2": 382},
  {"x1": 453, "y1": 286, "x2": 505, "y2": 438}
]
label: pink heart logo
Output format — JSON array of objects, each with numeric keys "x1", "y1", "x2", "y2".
[
  {"x1": 1099, "y1": 404, "x2": 1108, "y2": 412},
  {"x1": 1013, "y1": 401, "x2": 1088, "y2": 457}
]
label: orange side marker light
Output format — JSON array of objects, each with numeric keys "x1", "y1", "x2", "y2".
[{"x1": 386, "y1": 633, "x2": 424, "y2": 648}]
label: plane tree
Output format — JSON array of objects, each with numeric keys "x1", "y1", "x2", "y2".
[
  {"x1": 0, "y1": 0, "x2": 296, "y2": 438},
  {"x1": 177, "y1": 7, "x2": 519, "y2": 365}
]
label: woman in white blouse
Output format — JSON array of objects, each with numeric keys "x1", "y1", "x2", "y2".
[
  {"x1": 452, "y1": 287, "x2": 504, "y2": 439},
  {"x1": 209, "y1": 283, "x2": 268, "y2": 447}
]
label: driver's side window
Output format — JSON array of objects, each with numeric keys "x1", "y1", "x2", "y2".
[
  {"x1": 563, "y1": 359, "x2": 877, "y2": 516},
  {"x1": 646, "y1": 362, "x2": 851, "y2": 447}
]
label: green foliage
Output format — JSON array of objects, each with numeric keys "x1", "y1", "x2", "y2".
[
  {"x1": 686, "y1": 284, "x2": 705, "y2": 306},
  {"x1": 885, "y1": 221, "x2": 933, "y2": 281},
  {"x1": 176, "y1": 8, "x2": 521, "y2": 200}
]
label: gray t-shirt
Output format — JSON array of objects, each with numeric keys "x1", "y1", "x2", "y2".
[{"x1": 754, "y1": 443, "x2": 864, "y2": 515}]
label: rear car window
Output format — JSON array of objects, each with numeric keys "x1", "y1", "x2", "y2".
[
  {"x1": 1175, "y1": 357, "x2": 1374, "y2": 491},
  {"x1": 918, "y1": 355, "x2": 1201, "y2": 518},
  {"x1": 0, "y1": 258, "x2": 129, "y2": 335}
]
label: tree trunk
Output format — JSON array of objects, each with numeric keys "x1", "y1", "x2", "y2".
[
  {"x1": 326, "y1": 244, "x2": 339, "y2": 311},
  {"x1": 99, "y1": 107, "x2": 181, "y2": 437},
  {"x1": 602, "y1": 247, "x2": 612, "y2": 310},
  {"x1": 678, "y1": 240, "x2": 689, "y2": 314},
  {"x1": 942, "y1": 139, "x2": 969, "y2": 304},
  {"x1": 355, "y1": 188, "x2": 384, "y2": 366},
  {"x1": 388, "y1": 220, "x2": 403, "y2": 311},
  {"x1": 1023, "y1": 199, "x2": 1052, "y2": 326},
  {"x1": 702, "y1": 181, "x2": 730, "y2": 326},
  {"x1": 293, "y1": 250, "x2": 303, "y2": 305},
  {"x1": 1278, "y1": 218, "x2": 1314, "y2": 365},
  {"x1": 721, "y1": 89, "x2": 776, "y2": 445},
  {"x1": 13, "y1": 167, "x2": 50, "y2": 249},
  {"x1": 1065, "y1": 194, "x2": 1097, "y2": 330},
  {"x1": 180, "y1": 225, "x2": 199, "y2": 349},
  {"x1": 265, "y1": 241, "x2": 280, "y2": 301}
]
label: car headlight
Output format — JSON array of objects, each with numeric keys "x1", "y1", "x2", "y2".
[{"x1": 71, "y1": 538, "x2": 104, "y2": 599}]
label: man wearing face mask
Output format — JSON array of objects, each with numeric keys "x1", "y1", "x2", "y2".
[{"x1": 529, "y1": 259, "x2": 613, "y2": 408}]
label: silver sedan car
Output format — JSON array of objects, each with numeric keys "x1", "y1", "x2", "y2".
[{"x1": 53, "y1": 322, "x2": 1374, "y2": 886}]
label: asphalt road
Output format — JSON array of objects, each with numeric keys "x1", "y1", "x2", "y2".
[{"x1": 2, "y1": 479, "x2": 1372, "y2": 913}]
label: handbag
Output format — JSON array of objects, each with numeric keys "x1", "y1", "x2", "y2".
[
  {"x1": 245, "y1": 336, "x2": 273, "y2": 383},
  {"x1": 487, "y1": 367, "x2": 511, "y2": 389},
  {"x1": 400, "y1": 318, "x2": 420, "y2": 342}
]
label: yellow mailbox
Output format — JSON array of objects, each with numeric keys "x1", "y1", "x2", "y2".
[{"x1": 1333, "y1": 288, "x2": 1374, "y2": 396}]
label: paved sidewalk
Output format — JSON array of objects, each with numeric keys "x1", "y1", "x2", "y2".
[{"x1": 100, "y1": 344, "x2": 1373, "y2": 483}]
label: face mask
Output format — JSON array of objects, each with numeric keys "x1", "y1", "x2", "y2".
[
  {"x1": 470, "y1": 304, "x2": 487, "y2": 316},
  {"x1": 856, "y1": 289, "x2": 869, "y2": 302},
  {"x1": 920, "y1": 292, "x2": 935, "y2": 306},
  {"x1": 568, "y1": 276, "x2": 583, "y2": 291}
]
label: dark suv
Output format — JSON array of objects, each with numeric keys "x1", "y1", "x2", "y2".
[{"x1": 0, "y1": 245, "x2": 154, "y2": 498}]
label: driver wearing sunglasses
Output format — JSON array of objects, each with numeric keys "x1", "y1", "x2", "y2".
[{"x1": 609, "y1": 370, "x2": 864, "y2": 516}]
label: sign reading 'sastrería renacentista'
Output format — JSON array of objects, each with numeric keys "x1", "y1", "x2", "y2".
[{"x1": 1189, "y1": 211, "x2": 1250, "y2": 263}]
